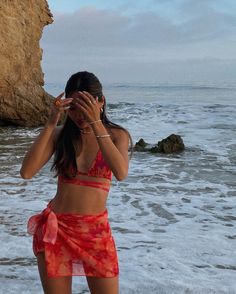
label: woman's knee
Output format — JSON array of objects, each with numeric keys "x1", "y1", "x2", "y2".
[
  {"x1": 86, "y1": 275, "x2": 119, "y2": 294},
  {"x1": 37, "y1": 252, "x2": 72, "y2": 294}
]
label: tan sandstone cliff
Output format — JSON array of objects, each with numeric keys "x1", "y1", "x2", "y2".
[{"x1": 0, "y1": 0, "x2": 53, "y2": 126}]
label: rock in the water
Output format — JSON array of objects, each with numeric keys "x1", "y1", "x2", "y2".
[
  {"x1": 152, "y1": 134, "x2": 185, "y2": 154},
  {"x1": 134, "y1": 138, "x2": 148, "y2": 151},
  {"x1": 134, "y1": 134, "x2": 185, "y2": 154},
  {"x1": 0, "y1": 0, "x2": 54, "y2": 126}
]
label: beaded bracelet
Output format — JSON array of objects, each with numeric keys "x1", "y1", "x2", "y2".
[
  {"x1": 96, "y1": 134, "x2": 111, "y2": 138},
  {"x1": 89, "y1": 119, "x2": 102, "y2": 125}
]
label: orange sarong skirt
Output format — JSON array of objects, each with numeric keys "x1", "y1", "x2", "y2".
[{"x1": 27, "y1": 202, "x2": 119, "y2": 278}]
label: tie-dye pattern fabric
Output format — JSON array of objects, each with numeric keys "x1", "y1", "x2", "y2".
[
  {"x1": 27, "y1": 202, "x2": 119, "y2": 278},
  {"x1": 58, "y1": 149, "x2": 113, "y2": 192}
]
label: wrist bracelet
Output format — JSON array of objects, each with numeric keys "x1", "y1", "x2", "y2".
[
  {"x1": 89, "y1": 119, "x2": 102, "y2": 125},
  {"x1": 96, "y1": 134, "x2": 111, "y2": 138}
]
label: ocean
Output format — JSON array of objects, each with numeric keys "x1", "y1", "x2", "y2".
[{"x1": 0, "y1": 82, "x2": 236, "y2": 293}]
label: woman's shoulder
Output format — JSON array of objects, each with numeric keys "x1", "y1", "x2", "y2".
[{"x1": 106, "y1": 126, "x2": 129, "y2": 143}]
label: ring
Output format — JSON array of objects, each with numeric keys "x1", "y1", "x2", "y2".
[{"x1": 54, "y1": 98, "x2": 61, "y2": 107}]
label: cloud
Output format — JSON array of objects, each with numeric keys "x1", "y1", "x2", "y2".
[
  {"x1": 43, "y1": 5, "x2": 236, "y2": 48},
  {"x1": 41, "y1": 3, "x2": 236, "y2": 83}
]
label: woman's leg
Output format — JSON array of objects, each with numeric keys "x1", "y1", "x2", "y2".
[
  {"x1": 37, "y1": 252, "x2": 72, "y2": 294},
  {"x1": 86, "y1": 275, "x2": 119, "y2": 294}
]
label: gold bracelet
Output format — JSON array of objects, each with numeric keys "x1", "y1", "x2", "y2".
[
  {"x1": 96, "y1": 134, "x2": 110, "y2": 138},
  {"x1": 89, "y1": 119, "x2": 102, "y2": 125}
]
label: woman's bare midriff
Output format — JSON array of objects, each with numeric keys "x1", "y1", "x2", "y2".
[{"x1": 50, "y1": 175, "x2": 110, "y2": 215}]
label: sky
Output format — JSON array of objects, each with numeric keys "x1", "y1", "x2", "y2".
[{"x1": 41, "y1": 0, "x2": 236, "y2": 84}]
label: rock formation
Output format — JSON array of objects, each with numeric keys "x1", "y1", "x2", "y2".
[
  {"x1": 133, "y1": 138, "x2": 148, "y2": 151},
  {"x1": 0, "y1": 0, "x2": 53, "y2": 126},
  {"x1": 134, "y1": 134, "x2": 185, "y2": 154}
]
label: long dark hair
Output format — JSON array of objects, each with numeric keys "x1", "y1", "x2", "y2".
[{"x1": 51, "y1": 71, "x2": 133, "y2": 178}]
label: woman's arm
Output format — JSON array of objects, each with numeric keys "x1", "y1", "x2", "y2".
[
  {"x1": 20, "y1": 124, "x2": 60, "y2": 179},
  {"x1": 92, "y1": 122, "x2": 130, "y2": 181},
  {"x1": 73, "y1": 91, "x2": 130, "y2": 181},
  {"x1": 20, "y1": 93, "x2": 72, "y2": 179}
]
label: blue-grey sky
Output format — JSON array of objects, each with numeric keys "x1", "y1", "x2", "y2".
[{"x1": 41, "y1": 0, "x2": 236, "y2": 84}]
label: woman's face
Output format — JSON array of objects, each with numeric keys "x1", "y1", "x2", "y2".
[
  {"x1": 67, "y1": 91, "x2": 89, "y2": 128},
  {"x1": 67, "y1": 91, "x2": 103, "y2": 129}
]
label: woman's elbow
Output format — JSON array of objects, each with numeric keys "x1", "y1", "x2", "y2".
[
  {"x1": 20, "y1": 168, "x2": 33, "y2": 179},
  {"x1": 115, "y1": 170, "x2": 128, "y2": 181}
]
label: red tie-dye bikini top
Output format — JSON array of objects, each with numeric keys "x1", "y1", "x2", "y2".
[{"x1": 58, "y1": 149, "x2": 112, "y2": 192}]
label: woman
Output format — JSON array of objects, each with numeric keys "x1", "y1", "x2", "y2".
[{"x1": 20, "y1": 71, "x2": 132, "y2": 294}]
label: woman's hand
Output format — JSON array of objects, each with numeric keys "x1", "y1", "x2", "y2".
[
  {"x1": 73, "y1": 91, "x2": 101, "y2": 123},
  {"x1": 48, "y1": 92, "x2": 73, "y2": 126}
]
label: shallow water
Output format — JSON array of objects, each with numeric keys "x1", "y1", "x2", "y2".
[{"x1": 0, "y1": 83, "x2": 236, "y2": 293}]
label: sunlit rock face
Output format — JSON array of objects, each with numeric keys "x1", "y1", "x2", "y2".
[{"x1": 0, "y1": 0, "x2": 53, "y2": 126}]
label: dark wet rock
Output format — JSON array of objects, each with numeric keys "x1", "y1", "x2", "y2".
[
  {"x1": 134, "y1": 138, "x2": 148, "y2": 151},
  {"x1": 134, "y1": 134, "x2": 185, "y2": 154},
  {"x1": 154, "y1": 134, "x2": 185, "y2": 153}
]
